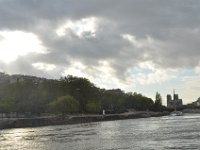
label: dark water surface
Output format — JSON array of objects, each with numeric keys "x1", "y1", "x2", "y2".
[{"x1": 1, "y1": 114, "x2": 200, "y2": 150}]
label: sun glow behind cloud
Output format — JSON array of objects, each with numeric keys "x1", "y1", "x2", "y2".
[{"x1": 0, "y1": 30, "x2": 47, "y2": 63}]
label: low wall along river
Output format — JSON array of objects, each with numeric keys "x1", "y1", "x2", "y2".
[{"x1": 0, "y1": 111, "x2": 169, "y2": 129}]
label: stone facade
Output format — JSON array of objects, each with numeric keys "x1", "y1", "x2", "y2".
[{"x1": 167, "y1": 92, "x2": 183, "y2": 109}]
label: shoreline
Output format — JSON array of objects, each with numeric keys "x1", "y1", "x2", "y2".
[{"x1": 0, "y1": 111, "x2": 169, "y2": 130}]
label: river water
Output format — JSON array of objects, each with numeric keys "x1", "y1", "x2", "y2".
[{"x1": 1, "y1": 114, "x2": 200, "y2": 150}]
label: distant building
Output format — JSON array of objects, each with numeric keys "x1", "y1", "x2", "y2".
[
  {"x1": 192, "y1": 97, "x2": 200, "y2": 107},
  {"x1": 197, "y1": 99, "x2": 200, "y2": 107},
  {"x1": 167, "y1": 90, "x2": 183, "y2": 109},
  {"x1": 0, "y1": 72, "x2": 45, "y2": 84}
]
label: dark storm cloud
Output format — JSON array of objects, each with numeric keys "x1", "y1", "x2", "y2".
[{"x1": 1, "y1": 0, "x2": 200, "y2": 80}]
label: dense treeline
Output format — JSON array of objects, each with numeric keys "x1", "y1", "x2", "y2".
[{"x1": 0, "y1": 73, "x2": 164, "y2": 115}]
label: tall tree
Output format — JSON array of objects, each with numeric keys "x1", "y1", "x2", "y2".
[
  {"x1": 155, "y1": 92, "x2": 162, "y2": 106},
  {"x1": 60, "y1": 75, "x2": 98, "y2": 113},
  {"x1": 154, "y1": 92, "x2": 162, "y2": 111}
]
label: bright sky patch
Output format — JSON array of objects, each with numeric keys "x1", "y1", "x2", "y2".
[
  {"x1": 32, "y1": 62, "x2": 56, "y2": 71},
  {"x1": 0, "y1": 30, "x2": 47, "y2": 63},
  {"x1": 122, "y1": 34, "x2": 154, "y2": 48},
  {"x1": 56, "y1": 17, "x2": 98, "y2": 38}
]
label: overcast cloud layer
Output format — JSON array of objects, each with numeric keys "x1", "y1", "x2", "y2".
[{"x1": 0, "y1": 0, "x2": 200, "y2": 103}]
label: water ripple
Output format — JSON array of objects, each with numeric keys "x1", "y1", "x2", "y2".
[{"x1": 0, "y1": 114, "x2": 200, "y2": 150}]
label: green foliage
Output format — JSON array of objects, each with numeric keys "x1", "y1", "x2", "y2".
[
  {"x1": 0, "y1": 73, "x2": 164, "y2": 114},
  {"x1": 0, "y1": 98, "x2": 16, "y2": 113},
  {"x1": 155, "y1": 92, "x2": 162, "y2": 106},
  {"x1": 86, "y1": 101, "x2": 101, "y2": 113},
  {"x1": 125, "y1": 92, "x2": 154, "y2": 111},
  {"x1": 100, "y1": 89, "x2": 127, "y2": 113},
  {"x1": 153, "y1": 92, "x2": 163, "y2": 111},
  {"x1": 60, "y1": 75, "x2": 99, "y2": 113},
  {"x1": 0, "y1": 78, "x2": 65, "y2": 113},
  {"x1": 49, "y1": 95, "x2": 79, "y2": 114}
]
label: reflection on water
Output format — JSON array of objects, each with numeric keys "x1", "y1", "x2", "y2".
[{"x1": 1, "y1": 114, "x2": 200, "y2": 150}]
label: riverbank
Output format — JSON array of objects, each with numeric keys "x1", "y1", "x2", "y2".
[
  {"x1": 0, "y1": 111, "x2": 169, "y2": 129},
  {"x1": 182, "y1": 108, "x2": 200, "y2": 113}
]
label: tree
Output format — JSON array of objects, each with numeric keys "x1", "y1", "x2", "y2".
[
  {"x1": 60, "y1": 75, "x2": 98, "y2": 113},
  {"x1": 100, "y1": 89, "x2": 126, "y2": 113},
  {"x1": 86, "y1": 101, "x2": 101, "y2": 113},
  {"x1": 49, "y1": 95, "x2": 79, "y2": 115},
  {"x1": 155, "y1": 92, "x2": 162, "y2": 105},
  {"x1": 0, "y1": 72, "x2": 161, "y2": 114},
  {"x1": 124, "y1": 92, "x2": 154, "y2": 111},
  {"x1": 154, "y1": 92, "x2": 162, "y2": 111},
  {"x1": 0, "y1": 97, "x2": 16, "y2": 113}
]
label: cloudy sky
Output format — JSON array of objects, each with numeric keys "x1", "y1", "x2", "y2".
[{"x1": 0, "y1": 0, "x2": 200, "y2": 104}]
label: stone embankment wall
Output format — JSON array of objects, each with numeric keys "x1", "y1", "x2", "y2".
[
  {"x1": 0, "y1": 111, "x2": 169, "y2": 130},
  {"x1": 182, "y1": 109, "x2": 200, "y2": 113}
]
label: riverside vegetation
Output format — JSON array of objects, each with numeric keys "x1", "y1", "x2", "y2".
[{"x1": 0, "y1": 72, "x2": 167, "y2": 116}]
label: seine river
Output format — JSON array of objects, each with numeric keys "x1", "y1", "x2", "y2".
[{"x1": 1, "y1": 114, "x2": 200, "y2": 150}]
